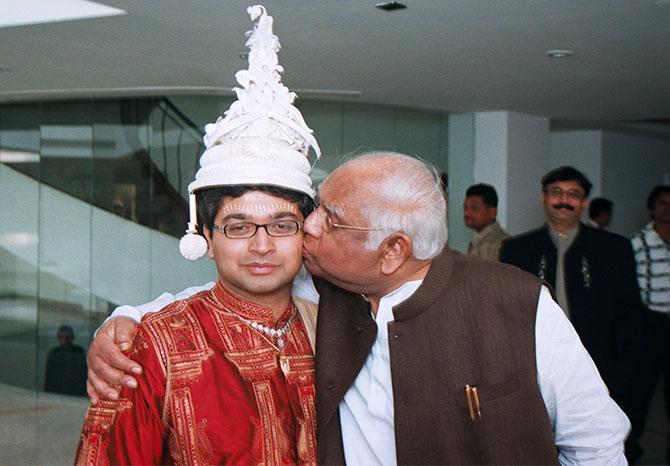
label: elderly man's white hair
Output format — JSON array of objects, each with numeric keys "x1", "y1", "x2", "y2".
[{"x1": 328, "y1": 151, "x2": 448, "y2": 260}]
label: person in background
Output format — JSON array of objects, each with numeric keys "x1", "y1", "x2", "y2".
[
  {"x1": 463, "y1": 183, "x2": 508, "y2": 261},
  {"x1": 500, "y1": 166, "x2": 642, "y2": 463},
  {"x1": 588, "y1": 197, "x2": 613, "y2": 229},
  {"x1": 44, "y1": 324, "x2": 87, "y2": 396},
  {"x1": 628, "y1": 185, "x2": 670, "y2": 464}
]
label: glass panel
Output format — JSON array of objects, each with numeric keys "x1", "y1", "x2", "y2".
[
  {"x1": 394, "y1": 109, "x2": 442, "y2": 166},
  {"x1": 36, "y1": 100, "x2": 93, "y2": 398},
  {"x1": 297, "y1": 100, "x2": 344, "y2": 183},
  {"x1": 0, "y1": 103, "x2": 40, "y2": 391},
  {"x1": 341, "y1": 102, "x2": 395, "y2": 154},
  {"x1": 0, "y1": 102, "x2": 43, "y2": 464}
]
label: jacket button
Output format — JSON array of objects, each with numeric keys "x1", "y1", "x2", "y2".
[
  {"x1": 356, "y1": 324, "x2": 364, "y2": 333},
  {"x1": 393, "y1": 332, "x2": 400, "y2": 339},
  {"x1": 326, "y1": 380, "x2": 335, "y2": 390},
  {"x1": 397, "y1": 398, "x2": 407, "y2": 407}
]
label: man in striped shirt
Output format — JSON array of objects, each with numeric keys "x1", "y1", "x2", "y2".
[{"x1": 629, "y1": 185, "x2": 670, "y2": 464}]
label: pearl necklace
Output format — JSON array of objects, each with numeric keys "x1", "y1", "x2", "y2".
[{"x1": 231, "y1": 307, "x2": 297, "y2": 349}]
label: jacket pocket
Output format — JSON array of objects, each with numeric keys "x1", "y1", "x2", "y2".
[{"x1": 451, "y1": 375, "x2": 519, "y2": 418}]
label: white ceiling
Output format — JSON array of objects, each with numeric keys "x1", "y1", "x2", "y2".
[{"x1": 1, "y1": 0, "x2": 669, "y2": 125}]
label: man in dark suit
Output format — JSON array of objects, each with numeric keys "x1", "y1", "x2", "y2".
[{"x1": 500, "y1": 166, "x2": 642, "y2": 449}]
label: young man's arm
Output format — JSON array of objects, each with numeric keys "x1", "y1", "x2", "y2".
[
  {"x1": 76, "y1": 325, "x2": 168, "y2": 464},
  {"x1": 86, "y1": 283, "x2": 214, "y2": 402}
]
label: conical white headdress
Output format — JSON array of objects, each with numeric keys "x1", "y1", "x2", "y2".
[{"x1": 179, "y1": 4, "x2": 321, "y2": 260}]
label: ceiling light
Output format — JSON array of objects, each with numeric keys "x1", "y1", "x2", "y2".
[
  {"x1": 545, "y1": 49, "x2": 573, "y2": 59},
  {"x1": 0, "y1": 149, "x2": 40, "y2": 163},
  {"x1": 375, "y1": 2, "x2": 407, "y2": 11},
  {"x1": 0, "y1": 0, "x2": 125, "y2": 29}
]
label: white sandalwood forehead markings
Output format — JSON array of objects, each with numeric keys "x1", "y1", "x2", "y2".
[{"x1": 219, "y1": 202, "x2": 300, "y2": 216}]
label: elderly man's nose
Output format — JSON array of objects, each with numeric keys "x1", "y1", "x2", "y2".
[{"x1": 303, "y1": 209, "x2": 323, "y2": 237}]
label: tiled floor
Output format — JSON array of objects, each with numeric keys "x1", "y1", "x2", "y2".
[
  {"x1": 0, "y1": 380, "x2": 667, "y2": 465},
  {"x1": 0, "y1": 383, "x2": 88, "y2": 465}
]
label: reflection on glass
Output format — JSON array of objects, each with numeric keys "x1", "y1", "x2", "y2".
[{"x1": 44, "y1": 325, "x2": 87, "y2": 396}]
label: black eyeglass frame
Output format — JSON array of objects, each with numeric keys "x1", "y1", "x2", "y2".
[
  {"x1": 544, "y1": 187, "x2": 586, "y2": 201},
  {"x1": 212, "y1": 220, "x2": 304, "y2": 239}
]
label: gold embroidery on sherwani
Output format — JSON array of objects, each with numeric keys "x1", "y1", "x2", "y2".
[
  {"x1": 279, "y1": 351, "x2": 317, "y2": 465},
  {"x1": 281, "y1": 329, "x2": 318, "y2": 464},
  {"x1": 225, "y1": 347, "x2": 278, "y2": 380},
  {"x1": 298, "y1": 387, "x2": 318, "y2": 464},
  {"x1": 144, "y1": 302, "x2": 214, "y2": 382},
  {"x1": 254, "y1": 381, "x2": 291, "y2": 466},
  {"x1": 168, "y1": 387, "x2": 212, "y2": 466},
  {"x1": 76, "y1": 399, "x2": 132, "y2": 466},
  {"x1": 75, "y1": 282, "x2": 317, "y2": 465},
  {"x1": 142, "y1": 302, "x2": 215, "y2": 465},
  {"x1": 206, "y1": 283, "x2": 317, "y2": 465}
]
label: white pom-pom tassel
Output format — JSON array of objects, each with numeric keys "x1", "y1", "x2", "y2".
[
  {"x1": 180, "y1": 193, "x2": 206, "y2": 260},
  {"x1": 179, "y1": 232, "x2": 207, "y2": 260}
]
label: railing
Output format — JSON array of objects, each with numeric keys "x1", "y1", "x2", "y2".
[
  {"x1": 0, "y1": 97, "x2": 205, "y2": 239},
  {"x1": 146, "y1": 98, "x2": 205, "y2": 201}
]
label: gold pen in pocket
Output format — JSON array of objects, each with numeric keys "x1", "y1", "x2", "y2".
[{"x1": 465, "y1": 384, "x2": 481, "y2": 421}]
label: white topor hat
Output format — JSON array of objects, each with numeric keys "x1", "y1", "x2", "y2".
[{"x1": 179, "y1": 4, "x2": 321, "y2": 260}]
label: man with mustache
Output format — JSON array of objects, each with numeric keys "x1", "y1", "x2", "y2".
[{"x1": 500, "y1": 166, "x2": 642, "y2": 460}]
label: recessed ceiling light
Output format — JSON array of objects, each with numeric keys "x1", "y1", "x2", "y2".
[
  {"x1": 545, "y1": 49, "x2": 573, "y2": 59},
  {"x1": 375, "y1": 2, "x2": 407, "y2": 11}
]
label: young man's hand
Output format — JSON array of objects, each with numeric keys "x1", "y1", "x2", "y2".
[{"x1": 86, "y1": 317, "x2": 141, "y2": 403}]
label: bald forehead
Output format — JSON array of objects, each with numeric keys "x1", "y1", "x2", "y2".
[{"x1": 318, "y1": 170, "x2": 369, "y2": 221}]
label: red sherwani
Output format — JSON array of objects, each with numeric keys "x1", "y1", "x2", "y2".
[{"x1": 76, "y1": 282, "x2": 317, "y2": 465}]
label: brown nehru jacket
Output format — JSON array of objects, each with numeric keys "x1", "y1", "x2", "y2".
[{"x1": 315, "y1": 249, "x2": 559, "y2": 465}]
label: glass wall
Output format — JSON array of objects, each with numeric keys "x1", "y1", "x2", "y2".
[{"x1": 0, "y1": 95, "x2": 449, "y2": 464}]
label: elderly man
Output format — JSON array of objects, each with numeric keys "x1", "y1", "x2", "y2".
[
  {"x1": 90, "y1": 154, "x2": 629, "y2": 465},
  {"x1": 463, "y1": 183, "x2": 509, "y2": 261}
]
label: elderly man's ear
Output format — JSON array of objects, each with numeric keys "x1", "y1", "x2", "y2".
[{"x1": 379, "y1": 232, "x2": 413, "y2": 275}]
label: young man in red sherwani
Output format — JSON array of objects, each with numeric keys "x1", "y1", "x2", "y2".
[{"x1": 75, "y1": 5, "x2": 321, "y2": 465}]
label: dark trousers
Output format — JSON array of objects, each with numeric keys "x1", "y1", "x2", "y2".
[{"x1": 627, "y1": 310, "x2": 670, "y2": 455}]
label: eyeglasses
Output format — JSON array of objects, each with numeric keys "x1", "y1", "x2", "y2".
[
  {"x1": 546, "y1": 187, "x2": 585, "y2": 201},
  {"x1": 213, "y1": 220, "x2": 303, "y2": 239},
  {"x1": 321, "y1": 210, "x2": 381, "y2": 233}
]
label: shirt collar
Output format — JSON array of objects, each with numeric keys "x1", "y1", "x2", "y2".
[
  {"x1": 366, "y1": 279, "x2": 424, "y2": 323},
  {"x1": 210, "y1": 280, "x2": 293, "y2": 323},
  {"x1": 473, "y1": 221, "x2": 497, "y2": 241},
  {"x1": 548, "y1": 224, "x2": 579, "y2": 248}
]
